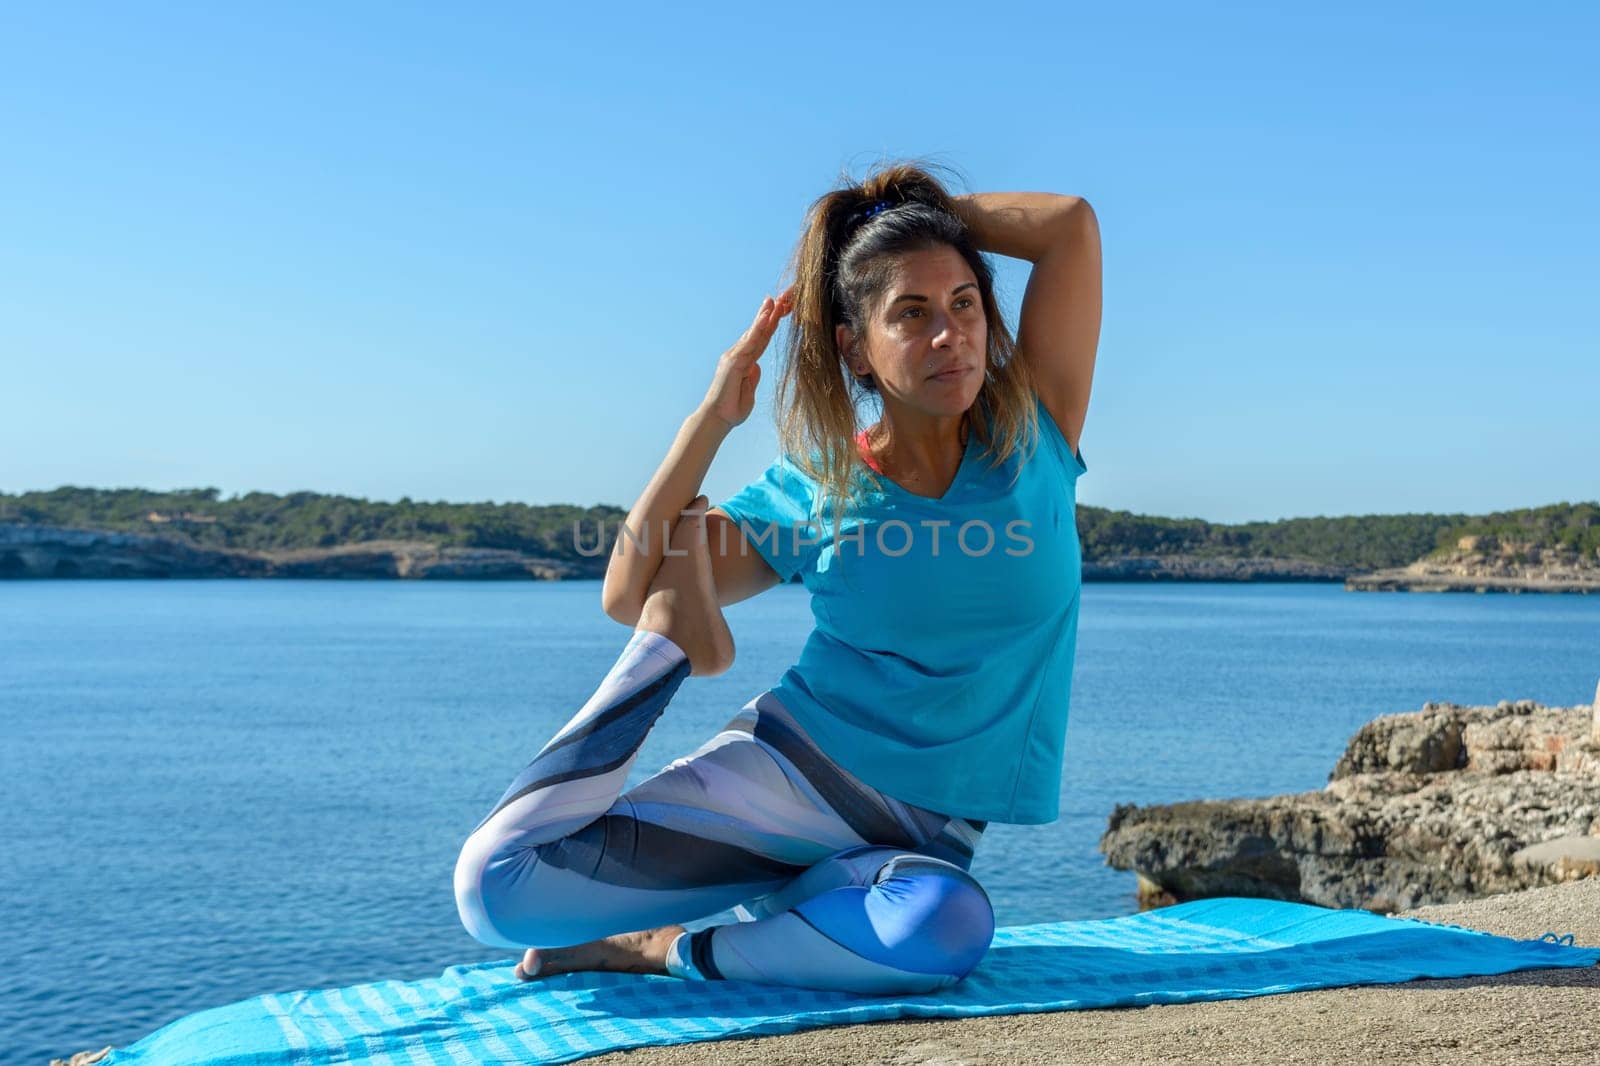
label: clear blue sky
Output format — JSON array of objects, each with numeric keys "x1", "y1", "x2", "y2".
[{"x1": 2, "y1": 3, "x2": 1594, "y2": 522}]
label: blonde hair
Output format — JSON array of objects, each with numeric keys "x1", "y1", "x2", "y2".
[{"x1": 774, "y1": 160, "x2": 1040, "y2": 523}]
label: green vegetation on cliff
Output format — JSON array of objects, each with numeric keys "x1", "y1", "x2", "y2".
[
  {"x1": 1074, "y1": 509, "x2": 1471, "y2": 570},
  {"x1": 1425, "y1": 502, "x2": 1600, "y2": 559},
  {"x1": 0, "y1": 487, "x2": 625, "y2": 564},
  {"x1": 2, "y1": 488, "x2": 1595, "y2": 571}
]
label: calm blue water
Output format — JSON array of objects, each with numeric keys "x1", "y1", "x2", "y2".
[{"x1": 4, "y1": 580, "x2": 1598, "y2": 1063}]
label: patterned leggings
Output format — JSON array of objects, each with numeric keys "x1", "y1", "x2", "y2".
[{"x1": 453, "y1": 629, "x2": 994, "y2": 994}]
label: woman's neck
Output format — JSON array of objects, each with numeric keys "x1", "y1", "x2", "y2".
[{"x1": 864, "y1": 410, "x2": 970, "y2": 496}]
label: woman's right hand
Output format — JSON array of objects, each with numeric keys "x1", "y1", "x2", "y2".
[{"x1": 698, "y1": 288, "x2": 794, "y2": 430}]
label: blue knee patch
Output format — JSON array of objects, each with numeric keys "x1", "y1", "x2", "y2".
[{"x1": 794, "y1": 857, "x2": 994, "y2": 978}]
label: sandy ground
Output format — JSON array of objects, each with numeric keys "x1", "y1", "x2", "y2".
[{"x1": 55, "y1": 881, "x2": 1599, "y2": 1066}]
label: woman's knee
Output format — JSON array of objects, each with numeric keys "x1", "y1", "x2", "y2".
[
  {"x1": 455, "y1": 820, "x2": 622, "y2": 949},
  {"x1": 454, "y1": 826, "x2": 571, "y2": 948},
  {"x1": 793, "y1": 852, "x2": 995, "y2": 988},
  {"x1": 881, "y1": 857, "x2": 995, "y2": 979},
  {"x1": 454, "y1": 827, "x2": 531, "y2": 948}
]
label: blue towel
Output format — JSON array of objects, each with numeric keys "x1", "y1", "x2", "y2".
[{"x1": 105, "y1": 898, "x2": 1598, "y2": 1065}]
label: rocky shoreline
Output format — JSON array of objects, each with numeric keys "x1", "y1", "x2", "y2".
[
  {"x1": 1082, "y1": 555, "x2": 1346, "y2": 582},
  {"x1": 2, "y1": 523, "x2": 1357, "y2": 584},
  {"x1": 1347, "y1": 537, "x2": 1600, "y2": 593},
  {"x1": 0, "y1": 523, "x2": 602, "y2": 580},
  {"x1": 1100, "y1": 687, "x2": 1600, "y2": 913},
  {"x1": 1347, "y1": 569, "x2": 1600, "y2": 593},
  {"x1": 2, "y1": 523, "x2": 1347, "y2": 583},
  {"x1": 9, "y1": 521, "x2": 1600, "y2": 594}
]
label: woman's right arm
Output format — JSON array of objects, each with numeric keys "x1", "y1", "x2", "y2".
[{"x1": 600, "y1": 290, "x2": 792, "y2": 626}]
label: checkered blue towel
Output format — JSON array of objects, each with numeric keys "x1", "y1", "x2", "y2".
[{"x1": 105, "y1": 897, "x2": 1599, "y2": 1065}]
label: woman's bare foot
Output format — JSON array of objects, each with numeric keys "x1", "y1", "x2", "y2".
[
  {"x1": 515, "y1": 924, "x2": 687, "y2": 981},
  {"x1": 638, "y1": 496, "x2": 735, "y2": 677}
]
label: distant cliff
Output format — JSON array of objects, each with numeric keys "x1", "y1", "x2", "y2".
[
  {"x1": 0, "y1": 524, "x2": 601, "y2": 580},
  {"x1": 2, "y1": 487, "x2": 1596, "y2": 585},
  {"x1": 1347, "y1": 530, "x2": 1600, "y2": 593},
  {"x1": 1, "y1": 522, "x2": 1350, "y2": 582},
  {"x1": 0, "y1": 487, "x2": 619, "y2": 579},
  {"x1": 1083, "y1": 556, "x2": 1347, "y2": 582},
  {"x1": 1082, "y1": 502, "x2": 1598, "y2": 588}
]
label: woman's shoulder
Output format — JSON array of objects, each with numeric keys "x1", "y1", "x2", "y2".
[
  {"x1": 1024, "y1": 391, "x2": 1088, "y2": 477},
  {"x1": 965, "y1": 391, "x2": 1085, "y2": 482}
]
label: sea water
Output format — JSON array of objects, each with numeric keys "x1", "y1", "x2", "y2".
[{"x1": 3, "y1": 580, "x2": 1597, "y2": 1062}]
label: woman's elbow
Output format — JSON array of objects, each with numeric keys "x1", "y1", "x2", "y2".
[
  {"x1": 601, "y1": 588, "x2": 642, "y2": 627},
  {"x1": 600, "y1": 573, "x2": 644, "y2": 627}
]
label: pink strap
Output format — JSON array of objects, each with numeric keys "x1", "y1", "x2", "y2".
[{"x1": 855, "y1": 430, "x2": 884, "y2": 474}]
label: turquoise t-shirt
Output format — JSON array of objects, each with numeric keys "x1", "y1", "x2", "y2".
[{"x1": 715, "y1": 392, "x2": 1087, "y2": 824}]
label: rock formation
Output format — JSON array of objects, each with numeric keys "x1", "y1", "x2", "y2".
[
  {"x1": 0, "y1": 523, "x2": 266, "y2": 578},
  {"x1": 1100, "y1": 695, "x2": 1600, "y2": 913},
  {"x1": 1083, "y1": 556, "x2": 1346, "y2": 582},
  {"x1": 1346, "y1": 537, "x2": 1600, "y2": 593},
  {"x1": 0, "y1": 524, "x2": 601, "y2": 580},
  {"x1": 1593, "y1": 677, "x2": 1600, "y2": 745}
]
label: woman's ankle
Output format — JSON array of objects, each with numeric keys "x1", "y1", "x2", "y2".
[{"x1": 638, "y1": 591, "x2": 733, "y2": 676}]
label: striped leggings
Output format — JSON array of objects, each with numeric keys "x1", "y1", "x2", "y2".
[{"x1": 453, "y1": 629, "x2": 995, "y2": 994}]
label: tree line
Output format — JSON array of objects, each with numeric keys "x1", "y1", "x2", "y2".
[{"x1": 1, "y1": 487, "x2": 1595, "y2": 570}]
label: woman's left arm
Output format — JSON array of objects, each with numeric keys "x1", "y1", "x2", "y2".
[{"x1": 953, "y1": 193, "x2": 1102, "y2": 455}]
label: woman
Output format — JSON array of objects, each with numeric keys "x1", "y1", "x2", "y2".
[{"x1": 454, "y1": 162, "x2": 1101, "y2": 994}]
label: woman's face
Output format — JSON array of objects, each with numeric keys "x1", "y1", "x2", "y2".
[{"x1": 839, "y1": 244, "x2": 988, "y2": 420}]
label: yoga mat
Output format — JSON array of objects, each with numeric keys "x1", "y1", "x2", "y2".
[{"x1": 104, "y1": 897, "x2": 1598, "y2": 1065}]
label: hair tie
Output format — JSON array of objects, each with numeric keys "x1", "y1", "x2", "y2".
[{"x1": 845, "y1": 199, "x2": 896, "y2": 233}]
